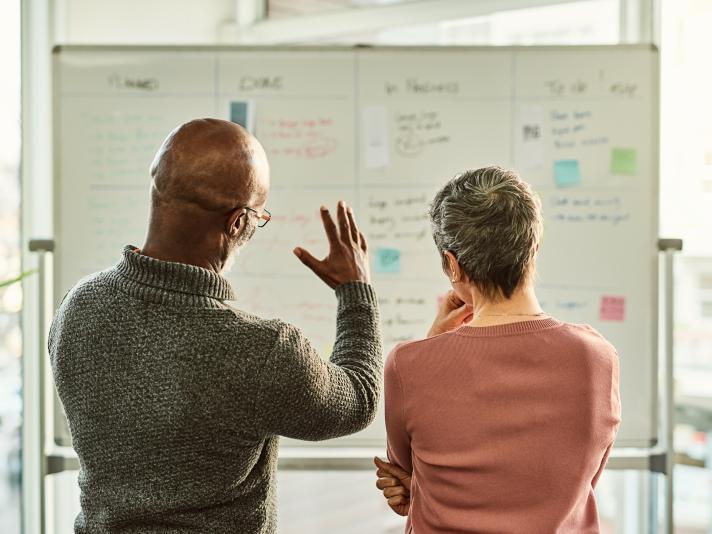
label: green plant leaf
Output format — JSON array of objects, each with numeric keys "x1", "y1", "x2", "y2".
[{"x1": 0, "y1": 269, "x2": 39, "y2": 289}]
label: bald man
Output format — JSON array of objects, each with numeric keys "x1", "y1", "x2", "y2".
[{"x1": 49, "y1": 119, "x2": 383, "y2": 533}]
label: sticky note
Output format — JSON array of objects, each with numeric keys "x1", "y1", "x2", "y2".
[
  {"x1": 228, "y1": 100, "x2": 255, "y2": 133},
  {"x1": 322, "y1": 344, "x2": 333, "y2": 359},
  {"x1": 704, "y1": 150, "x2": 712, "y2": 166},
  {"x1": 375, "y1": 247, "x2": 401, "y2": 273},
  {"x1": 363, "y1": 106, "x2": 390, "y2": 169},
  {"x1": 599, "y1": 295, "x2": 626, "y2": 322},
  {"x1": 516, "y1": 105, "x2": 545, "y2": 169},
  {"x1": 610, "y1": 148, "x2": 637, "y2": 175},
  {"x1": 554, "y1": 160, "x2": 581, "y2": 188}
]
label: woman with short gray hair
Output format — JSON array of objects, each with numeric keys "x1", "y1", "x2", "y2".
[{"x1": 374, "y1": 166, "x2": 620, "y2": 533}]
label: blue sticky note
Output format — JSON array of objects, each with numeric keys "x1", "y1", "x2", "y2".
[
  {"x1": 554, "y1": 159, "x2": 581, "y2": 188},
  {"x1": 375, "y1": 247, "x2": 401, "y2": 273}
]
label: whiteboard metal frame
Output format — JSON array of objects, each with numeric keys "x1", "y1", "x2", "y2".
[{"x1": 53, "y1": 43, "x2": 658, "y2": 53}]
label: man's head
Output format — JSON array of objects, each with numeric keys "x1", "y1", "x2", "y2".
[{"x1": 143, "y1": 118, "x2": 270, "y2": 273}]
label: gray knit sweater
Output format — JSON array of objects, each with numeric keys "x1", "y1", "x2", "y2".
[{"x1": 49, "y1": 246, "x2": 383, "y2": 533}]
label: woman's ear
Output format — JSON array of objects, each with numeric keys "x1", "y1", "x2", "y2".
[
  {"x1": 442, "y1": 250, "x2": 462, "y2": 283},
  {"x1": 226, "y1": 207, "x2": 247, "y2": 237}
]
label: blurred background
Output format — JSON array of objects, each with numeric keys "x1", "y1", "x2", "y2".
[{"x1": 3, "y1": 0, "x2": 712, "y2": 532}]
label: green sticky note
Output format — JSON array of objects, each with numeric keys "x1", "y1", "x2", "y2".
[{"x1": 611, "y1": 148, "x2": 637, "y2": 175}]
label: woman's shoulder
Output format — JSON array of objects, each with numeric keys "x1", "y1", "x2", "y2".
[
  {"x1": 560, "y1": 321, "x2": 616, "y2": 347},
  {"x1": 555, "y1": 322, "x2": 619, "y2": 368}
]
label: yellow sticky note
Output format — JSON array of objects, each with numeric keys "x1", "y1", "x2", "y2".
[
  {"x1": 611, "y1": 148, "x2": 637, "y2": 176},
  {"x1": 321, "y1": 344, "x2": 333, "y2": 360}
]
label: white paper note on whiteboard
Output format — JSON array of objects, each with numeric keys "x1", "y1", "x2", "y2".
[
  {"x1": 515, "y1": 105, "x2": 545, "y2": 169},
  {"x1": 363, "y1": 106, "x2": 389, "y2": 169}
]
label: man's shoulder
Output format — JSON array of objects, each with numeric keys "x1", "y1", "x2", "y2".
[
  {"x1": 220, "y1": 305, "x2": 282, "y2": 331},
  {"x1": 57, "y1": 269, "x2": 113, "y2": 310},
  {"x1": 217, "y1": 305, "x2": 297, "y2": 345}
]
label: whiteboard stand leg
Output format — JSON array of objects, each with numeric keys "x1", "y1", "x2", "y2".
[
  {"x1": 28, "y1": 239, "x2": 56, "y2": 534},
  {"x1": 658, "y1": 238, "x2": 682, "y2": 534},
  {"x1": 649, "y1": 470, "x2": 659, "y2": 534}
]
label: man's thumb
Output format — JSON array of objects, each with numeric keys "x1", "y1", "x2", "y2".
[
  {"x1": 294, "y1": 247, "x2": 320, "y2": 271},
  {"x1": 374, "y1": 457, "x2": 411, "y2": 485}
]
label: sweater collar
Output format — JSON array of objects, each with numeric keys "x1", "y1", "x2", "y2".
[
  {"x1": 455, "y1": 317, "x2": 562, "y2": 337},
  {"x1": 113, "y1": 245, "x2": 236, "y2": 302}
]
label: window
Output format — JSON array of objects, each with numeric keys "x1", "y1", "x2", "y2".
[
  {"x1": 267, "y1": 0, "x2": 420, "y2": 20},
  {"x1": 0, "y1": 0, "x2": 22, "y2": 532}
]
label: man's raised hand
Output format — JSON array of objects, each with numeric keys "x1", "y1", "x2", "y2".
[{"x1": 294, "y1": 201, "x2": 370, "y2": 289}]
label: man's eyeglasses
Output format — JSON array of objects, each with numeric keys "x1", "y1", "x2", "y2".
[{"x1": 245, "y1": 207, "x2": 272, "y2": 228}]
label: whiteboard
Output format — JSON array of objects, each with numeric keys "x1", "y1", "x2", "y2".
[{"x1": 53, "y1": 45, "x2": 659, "y2": 448}]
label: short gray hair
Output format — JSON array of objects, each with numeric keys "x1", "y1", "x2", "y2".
[{"x1": 429, "y1": 166, "x2": 543, "y2": 300}]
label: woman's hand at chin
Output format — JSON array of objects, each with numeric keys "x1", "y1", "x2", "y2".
[{"x1": 427, "y1": 290, "x2": 473, "y2": 337}]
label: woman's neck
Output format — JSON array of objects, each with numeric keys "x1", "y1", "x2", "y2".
[{"x1": 465, "y1": 284, "x2": 546, "y2": 327}]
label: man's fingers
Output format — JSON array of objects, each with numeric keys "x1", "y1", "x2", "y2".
[
  {"x1": 388, "y1": 495, "x2": 407, "y2": 507},
  {"x1": 319, "y1": 206, "x2": 339, "y2": 248},
  {"x1": 294, "y1": 248, "x2": 335, "y2": 288},
  {"x1": 383, "y1": 486, "x2": 408, "y2": 499},
  {"x1": 294, "y1": 247, "x2": 320, "y2": 270},
  {"x1": 336, "y1": 201, "x2": 351, "y2": 243},
  {"x1": 359, "y1": 231, "x2": 368, "y2": 253},
  {"x1": 374, "y1": 457, "x2": 411, "y2": 482},
  {"x1": 376, "y1": 476, "x2": 399, "y2": 490},
  {"x1": 346, "y1": 206, "x2": 360, "y2": 243}
]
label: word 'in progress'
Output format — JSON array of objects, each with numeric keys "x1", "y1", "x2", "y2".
[{"x1": 385, "y1": 78, "x2": 460, "y2": 96}]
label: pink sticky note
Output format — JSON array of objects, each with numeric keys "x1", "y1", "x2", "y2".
[{"x1": 600, "y1": 296, "x2": 626, "y2": 321}]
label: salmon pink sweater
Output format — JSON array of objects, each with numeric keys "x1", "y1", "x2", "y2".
[{"x1": 385, "y1": 318, "x2": 620, "y2": 534}]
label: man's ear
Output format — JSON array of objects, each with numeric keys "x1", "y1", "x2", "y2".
[{"x1": 226, "y1": 208, "x2": 247, "y2": 237}]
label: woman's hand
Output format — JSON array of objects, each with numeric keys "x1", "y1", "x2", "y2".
[
  {"x1": 427, "y1": 290, "x2": 473, "y2": 337},
  {"x1": 374, "y1": 457, "x2": 411, "y2": 516},
  {"x1": 294, "y1": 201, "x2": 370, "y2": 289}
]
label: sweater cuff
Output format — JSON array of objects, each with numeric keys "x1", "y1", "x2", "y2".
[{"x1": 335, "y1": 281, "x2": 378, "y2": 307}]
